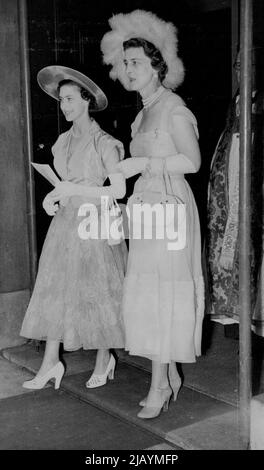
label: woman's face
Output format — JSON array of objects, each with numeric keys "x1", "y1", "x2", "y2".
[
  {"x1": 123, "y1": 47, "x2": 157, "y2": 93},
  {"x1": 59, "y1": 84, "x2": 88, "y2": 122}
]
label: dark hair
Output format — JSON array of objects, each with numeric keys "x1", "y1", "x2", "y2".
[
  {"x1": 123, "y1": 38, "x2": 168, "y2": 83},
  {"x1": 57, "y1": 79, "x2": 96, "y2": 109}
]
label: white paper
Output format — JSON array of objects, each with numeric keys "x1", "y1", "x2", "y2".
[{"x1": 31, "y1": 163, "x2": 61, "y2": 186}]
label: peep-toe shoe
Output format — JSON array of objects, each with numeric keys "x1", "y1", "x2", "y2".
[{"x1": 86, "y1": 354, "x2": 116, "y2": 389}]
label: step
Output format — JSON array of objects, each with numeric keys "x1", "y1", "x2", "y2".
[{"x1": 2, "y1": 344, "x2": 241, "y2": 450}]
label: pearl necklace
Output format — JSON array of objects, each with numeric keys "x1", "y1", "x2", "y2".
[{"x1": 142, "y1": 86, "x2": 165, "y2": 109}]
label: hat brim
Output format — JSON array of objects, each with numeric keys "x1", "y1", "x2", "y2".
[{"x1": 37, "y1": 65, "x2": 108, "y2": 112}]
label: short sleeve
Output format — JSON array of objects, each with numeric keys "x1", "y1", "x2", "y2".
[
  {"x1": 96, "y1": 133, "x2": 125, "y2": 163},
  {"x1": 51, "y1": 131, "x2": 68, "y2": 157},
  {"x1": 170, "y1": 106, "x2": 199, "y2": 139}
]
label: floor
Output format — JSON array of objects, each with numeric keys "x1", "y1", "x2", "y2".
[{"x1": 3, "y1": 322, "x2": 262, "y2": 450}]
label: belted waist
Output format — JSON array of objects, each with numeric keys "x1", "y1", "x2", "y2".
[
  {"x1": 62, "y1": 195, "x2": 104, "y2": 210},
  {"x1": 141, "y1": 171, "x2": 185, "y2": 181}
]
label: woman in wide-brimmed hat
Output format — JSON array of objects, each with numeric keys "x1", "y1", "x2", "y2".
[
  {"x1": 20, "y1": 66, "x2": 127, "y2": 390},
  {"x1": 101, "y1": 10, "x2": 204, "y2": 419}
]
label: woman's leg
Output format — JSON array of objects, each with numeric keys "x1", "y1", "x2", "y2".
[
  {"x1": 37, "y1": 339, "x2": 60, "y2": 377},
  {"x1": 22, "y1": 339, "x2": 64, "y2": 389},
  {"x1": 150, "y1": 360, "x2": 169, "y2": 390},
  {"x1": 141, "y1": 361, "x2": 169, "y2": 405},
  {"x1": 92, "y1": 349, "x2": 111, "y2": 375},
  {"x1": 139, "y1": 361, "x2": 182, "y2": 405},
  {"x1": 137, "y1": 361, "x2": 171, "y2": 418},
  {"x1": 168, "y1": 361, "x2": 182, "y2": 400},
  {"x1": 86, "y1": 349, "x2": 115, "y2": 388}
]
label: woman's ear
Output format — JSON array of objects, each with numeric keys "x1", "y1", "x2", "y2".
[{"x1": 85, "y1": 98, "x2": 91, "y2": 111}]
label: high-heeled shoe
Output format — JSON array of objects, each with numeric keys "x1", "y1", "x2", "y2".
[
  {"x1": 137, "y1": 386, "x2": 172, "y2": 419},
  {"x1": 168, "y1": 363, "x2": 182, "y2": 402},
  {"x1": 22, "y1": 361, "x2": 65, "y2": 390},
  {"x1": 139, "y1": 395, "x2": 148, "y2": 407},
  {"x1": 86, "y1": 354, "x2": 116, "y2": 389},
  {"x1": 139, "y1": 365, "x2": 182, "y2": 407}
]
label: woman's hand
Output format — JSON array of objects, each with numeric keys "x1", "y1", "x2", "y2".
[
  {"x1": 48, "y1": 181, "x2": 80, "y2": 202},
  {"x1": 42, "y1": 194, "x2": 59, "y2": 216}
]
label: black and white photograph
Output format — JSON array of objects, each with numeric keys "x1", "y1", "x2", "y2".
[{"x1": 0, "y1": 0, "x2": 263, "y2": 458}]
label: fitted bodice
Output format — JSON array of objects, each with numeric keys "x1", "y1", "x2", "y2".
[
  {"x1": 51, "y1": 120, "x2": 124, "y2": 207},
  {"x1": 130, "y1": 89, "x2": 198, "y2": 160},
  {"x1": 52, "y1": 119, "x2": 124, "y2": 187},
  {"x1": 130, "y1": 129, "x2": 177, "y2": 159},
  {"x1": 130, "y1": 90, "x2": 198, "y2": 194}
]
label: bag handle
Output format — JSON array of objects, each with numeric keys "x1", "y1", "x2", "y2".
[
  {"x1": 142, "y1": 157, "x2": 184, "y2": 205},
  {"x1": 163, "y1": 160, "x2": 174, "y2": 196},
  {"x1": 162, "y1": 160, "x2": 185, "y2": 205}
]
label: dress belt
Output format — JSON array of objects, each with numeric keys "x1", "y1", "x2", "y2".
[{"x1": 141, "y1": 172, "x2": 185, "y2": 181}]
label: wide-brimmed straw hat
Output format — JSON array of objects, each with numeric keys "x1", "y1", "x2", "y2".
[{"x1": 37, "y1": 65, "x2": 108, "y2": 111}]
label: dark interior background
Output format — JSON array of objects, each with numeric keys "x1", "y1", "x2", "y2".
[{"x1": 27, "y1": 0, "x2": 233, "y2": 255}]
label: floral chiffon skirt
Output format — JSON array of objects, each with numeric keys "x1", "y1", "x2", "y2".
[{"x1": 20, "y1": 201, "x2": 127, "y2": 350}]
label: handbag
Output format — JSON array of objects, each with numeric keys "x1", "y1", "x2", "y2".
[
  {"x1": 92, "y1": 134, "x2": 125, "y2": 245},
  {"x1": 127, "y1": 160, "x2": 185, "y2": 234}
]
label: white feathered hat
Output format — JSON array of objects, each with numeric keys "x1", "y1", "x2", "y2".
[{"x1": 101, "y1": 10, "x2": 185, "y2": 90}]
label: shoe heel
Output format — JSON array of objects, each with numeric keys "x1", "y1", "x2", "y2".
[
  {"x1": 163, "y1": 396, "x2": 170, "y2": 412},
  {"x1": 54, "y1": 363, "x2": 65, "y2": 390},
  {"x1": 172, "y1": 385, "x2": 181, "y2": 401},
  {"x1": 86, "y1": 354, "x2": 116, "y2": 389},
  {"x1": 137, "y1": 388, "x2": 172, "y2": 419},
  {"x1": 54, "y1": 372, "x2": 63, "y2": 390},
  {"x1": 107, "y1": 355, "x2": 116, "y2": 380},
  {"x1": 22, "y1": 361, "x2": 65, "y2": 390}
]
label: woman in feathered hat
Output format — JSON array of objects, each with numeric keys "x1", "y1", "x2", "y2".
[
  {"x1": 101, "y1": 10, "x2": 204, "y2": 419},
  {"x1": 20, "y1": 66, "x2": 127, "y2": 390}
]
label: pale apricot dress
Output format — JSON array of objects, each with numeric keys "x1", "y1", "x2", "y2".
[
  {"x1": 20, "y1": 120, "x2": 127, "y2": 350},
  {"x1": 122, "y1": 90, "x2": 204, "y2": 363}
]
